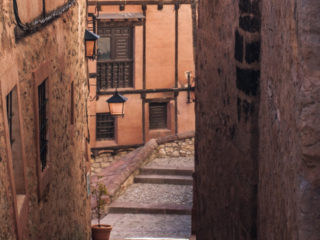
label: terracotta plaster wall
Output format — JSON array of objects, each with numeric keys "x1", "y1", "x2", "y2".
[
  {"x1": 88, "y1": 2, "x2": 195, "y2": 149},
  {"x1": 146, "y1": 4, "x2": 175, "y2": 89},
  {"x1": 0, "y1": 0, "x2": 91, "y2": 239},
  {"x1": 259, "y1": 0, "x2": 320, "y2": 239}
]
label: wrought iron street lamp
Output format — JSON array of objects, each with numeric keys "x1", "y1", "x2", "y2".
[
  {"x1": 85, "y1": 29, "x2": 100, "y2": 59},
  {"x1": 106, "y1": 91, "x2": 128, "y2": 117},
  {"x1": 185, "y1": 71, "x2": 194, "y2": 103}
]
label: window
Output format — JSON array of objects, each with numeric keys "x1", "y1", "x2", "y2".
[
  {"x1": 70, "y1": 81, "x2": 74, "y2": 125},
  {"x1": 97, "y1": 23, "x2": 134, "y2": 89},
  {"x1": 38, "y1": 79, "x2": 48, "y2": 171},
  {"x1": 149, "y1": 102, "x2": 168, "y2": 129},
  {"x1": 5, "y1": 87, "x2": 26, "y2": 206},
  {"x1": 6, "y1": 91, "x2": 13, "y2": 145},
  {"x1": 96, "y1": 113, "x2": 115, "y2": 140}
]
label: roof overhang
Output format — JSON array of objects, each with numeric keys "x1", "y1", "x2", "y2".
[{"x1": 96, "y1": 13, "x2": 145, "y2": 20}]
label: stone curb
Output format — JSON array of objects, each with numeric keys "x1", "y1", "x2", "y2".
[
  {"x1": 156, "y1": 131, "x2": 195, "y2": 145},
  {"x1": 108, "y1": 202, "x2": 192, "y2": 215}
]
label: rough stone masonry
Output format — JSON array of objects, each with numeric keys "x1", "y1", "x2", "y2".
[
  {"x1": 196, "y1": 0, "x2": 320, "y2": 240},
  {"x1": 0, "y1": 0, "x2": 91, "y2": 239}
]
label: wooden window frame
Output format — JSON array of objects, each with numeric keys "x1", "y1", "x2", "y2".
[
  {"x1": 95, "y1": 113, "x2": 115, "y2": 141},
  {"x1": 96, "y1": 22, "x2": 135, "y2": 90},
  {"x1": 1, "y1": 69, "x2": 28, "y2": 239},
  {"x1": 149, "y1": 102, "x2": 169, "y2": 130},
  {"x1": 33, "y1": 62, "x2": 52, "y2": 199}
]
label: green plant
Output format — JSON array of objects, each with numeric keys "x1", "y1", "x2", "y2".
[{"x1": 92, "y1": 181, "x2": 109, "y2": 226}]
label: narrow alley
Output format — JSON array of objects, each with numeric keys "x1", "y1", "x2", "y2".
[{"x1": 0, "y1": 0, "x2": 319, "y2": 240}]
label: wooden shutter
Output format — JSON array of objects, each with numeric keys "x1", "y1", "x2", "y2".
[
  {"x1": 114, "y1": 28, "x2": 132, "y2": 59},
  {"x1": 149, "y1": 103, "x2": 167, "y2": 129},
  {"x1": 96, "y1": 113, "x2": 115, "y2": 140}
]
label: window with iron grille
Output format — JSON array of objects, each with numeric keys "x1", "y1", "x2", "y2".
[
  {"x1": 6, "y1": 91, "x2": 13, "y2": 145},
  {"x1": 38, "y1": 80, "x2": 48, "y2": 171},
  {"x1": 97, "y1": 23, "x2": 133, "y2": 90},
  {"x1": 96, "y1": 113, "x2": 115, "y2": 140},
  {"x1": 149, "y1": 102, "x2": 168, "y2": 129}
]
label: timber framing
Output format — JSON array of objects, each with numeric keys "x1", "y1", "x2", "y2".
[
  {"x1": 97, "y1": 87, "x2": 195, "y2": 95},
  {"x1": 88, "y1": 0, "x2": 193, "y2": 6}
]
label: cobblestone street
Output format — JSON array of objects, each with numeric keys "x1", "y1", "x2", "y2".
[{"x1": 92, "y1": 156, "x2": 194, "y2": 240}]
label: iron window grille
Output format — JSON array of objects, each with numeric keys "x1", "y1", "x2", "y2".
[
  {"x1": 6, "y1": 91, "x2": 13, "y2": 145},
  {"x1": 149, "y1": 102, "x2": 168, "y2": 129},
  {"x1": 97, "y1": 24, "x2": 134, "y2": 90},
  {"x1": 96, "y1": 113, "x2": 115, "y2": 140},
  {"x1": 38, "y1": 80, "x2": 48, "y2": 171}
]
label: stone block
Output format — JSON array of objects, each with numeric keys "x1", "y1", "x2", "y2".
[
  {"x1": 235, "y1": 30, "x2": 244, "y2": 62},
  {"x1": 245, "y1": 41, "x2": 261, "y2": 64},
  {"x1": 236, "y1": 67, "x2": 260, "y2": 96},
  {"x1": 239, "y1": 16, "x2": 261, "y2": 33}
]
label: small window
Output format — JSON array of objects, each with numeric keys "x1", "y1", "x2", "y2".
[
  {"x1": 96, "y1": 113, "x2": 115, "y2": 140},
  {"x1": 149, "y1": 102, "x2": 168, "y2": 129},
  {"x1": 70, "y1": 81, "x2": 74, "y2": 125},
  {"x1": 6, "y1": 87, "x2": 26, "y2": 198},
  {"x1": 6, "y1": 91, "x2": 13, "y2": 145},
  {"x1": 38, "y1": 79, "x2": 48, "y2": 171}
]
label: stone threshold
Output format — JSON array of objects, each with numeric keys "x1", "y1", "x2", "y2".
[{"x1": 108, "y1": 202, "x2": 192, "y2": 215}]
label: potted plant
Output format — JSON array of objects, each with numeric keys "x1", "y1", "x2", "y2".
[{"x1": 91, "y1": 181, "x2": 112, "y2": 240}]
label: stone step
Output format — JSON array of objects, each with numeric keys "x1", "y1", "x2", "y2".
[
  {"x1": 108, "y1": 202, "x2": 192, "y2": 215},
  {"x1": 140, "y1": 166, "x2": 194, "y2": 176},
  {"x1": 134, "y1": 175, "x2": 193, "y2": 185},
  {"x1": 112, "y1": 239, "x2": 190, "y2": 240}
]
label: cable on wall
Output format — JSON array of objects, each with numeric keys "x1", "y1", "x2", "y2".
[{"x1": 13, "y1": 0, "x2": 76, "y2": 39}]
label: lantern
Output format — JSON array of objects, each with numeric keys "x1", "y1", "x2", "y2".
[
  {"x1": 85, "y1": 30, "x2": 100, "y2": 58},
  {"x1": 106, "y1": 91, "x2": 128, "y2": 116}
]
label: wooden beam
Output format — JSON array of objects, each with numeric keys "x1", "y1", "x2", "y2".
[
  {"x1": 174, "y1": 3, "x2": 179, "y2": 134},
  {"x1": 97, "y1": 87, "x2": 195, "y2": 95},
  {"x1": 88, "y1": 0, "x2": 193, "y2": 6},
  {"x1": 142, "y1": 6, "x2": 147, "y2": 143},
  {"x1": 191, "y1": 0, "x2": 197, "y2": 77}
]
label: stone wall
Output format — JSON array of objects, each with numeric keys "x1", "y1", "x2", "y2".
[
  {"x1": 196, "y1": 0, "x2": 260, "y2": 239},
  {"x1": 196, "y1": 0, "x2": 319, "y2": 240},
  {"x1": 156, "y1": 138, "x2": 194, "y2": 158},
  {"x1": 91, "y1": 151, "x2": 131, "y2": 176},
  {"x1": 0, "y1": 0, "x2": 91, "y2": 239},
  {"x1": 259, "y1": 0, "x2": 320, "y2": 239},
  {"x1": 91, "y1": 132, "x2": 194, "y2": 176}
]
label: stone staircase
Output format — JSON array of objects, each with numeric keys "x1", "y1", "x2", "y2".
[
  {"x1": 94, "y1": 156, "x2": 194, "y2": 239},
  {"x1": 108, "y1": 164, "x2": 193, "y2": 215},
  {"x1": 135, "y1": 166, "x2": 193, "y2": 185}
]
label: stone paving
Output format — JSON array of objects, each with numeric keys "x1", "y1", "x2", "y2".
[
  {"x1": 115, "y1": 184, "x2": 193, "y2": 207},
  {"x1": 93, "y1": 156, "x2": 194, "y2": 240},
  {"x1": 93, "y1": 213, "x2": 191, "y2": 239}
]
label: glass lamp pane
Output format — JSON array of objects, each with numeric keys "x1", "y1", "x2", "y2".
[
  {"x1": 97, "y1": 37, "x2": 111, "y2": 60},
  {"x1": 108, "y1": 102, "x2": 124, "y2": 116},
  {"x1": 86, "y1": 41, "x2": 95, "y2": 57}
]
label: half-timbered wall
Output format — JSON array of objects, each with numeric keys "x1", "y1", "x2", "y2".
[{"x1": 88, "y1": 0, "x2": 196, "y2": 152}]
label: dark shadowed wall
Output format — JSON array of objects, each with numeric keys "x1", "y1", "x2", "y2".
[{"x1": 195, "y1": 0, "x2": 319, "y2": 239}]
